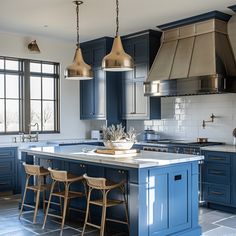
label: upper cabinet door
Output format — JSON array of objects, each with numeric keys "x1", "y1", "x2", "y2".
[
  {"x1": 121, "y1": 31, "x2": 162, "y2": 120},
  {"x1": 133, "y1": 38, "x2": 148, "y2": 63},
  {"x1": 80, "y1": 79, "x2": 94, "y2": 119},
  {"x1": 122, "y1": 79, "x2": 134, "y2": 119},
  {"x1": 134, "y1": 81, "x2": 149, "y2": 118},
  {"x1": 93, "y1": 67, "x2": 106, "y2": 118}
]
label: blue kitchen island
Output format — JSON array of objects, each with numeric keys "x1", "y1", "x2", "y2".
[{"x1": 20, "y1": 145, "x2": 203, "y2": 236}]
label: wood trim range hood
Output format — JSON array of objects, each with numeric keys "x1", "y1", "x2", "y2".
[{"x1": 144, "y1": 11, "x2": 236, "y2": 97}]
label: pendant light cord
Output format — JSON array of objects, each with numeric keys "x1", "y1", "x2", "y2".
[
  {"x1": 116, "y1": 0, "x2": 119, "y2": 37},
  {"x1": 76, "y1": 1, "x2": 80, "y2": 48}
]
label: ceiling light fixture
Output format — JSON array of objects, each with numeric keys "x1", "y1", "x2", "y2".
[
  {"x1": 65, "y1": 1, "x2": 93, "y2": 80},
  {"x1": 102, "y1": 0, "x2": 134, "y2": 72},
  {"x1": 28, "y1": 40, "x2": 40, "y2": 53}
]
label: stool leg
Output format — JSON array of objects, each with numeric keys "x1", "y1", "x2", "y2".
[
  {"x1": 100, "y1": 190, "x2": 107, "y2": 236},
  {"x1": 19, "y1": 175, "x2": 30, "y2": 220},
  {"x1": 43, "y1": 190, "x2": 46, "y2": 213},
  {"x1": 82, "y1": 188, "x2": 91, "y2": 236},
  {"x1": 43, "y1": 180, "x2": 56, "y2": 229},
  {"x1": 123, "y1": 188, "x2": 130, "y2": 232},
  {"x1": 43, "y1": 175, "x2": 47, "y2": 213},
  {"x1": 61, "y1": 183, "x2": 69, "y2": 230},
  {"x1": 57, "y1": 182, "x2": 62, "y2": 215},
  {"x1": 33, "y1": 189, "x2": 40, "y2": 224}
]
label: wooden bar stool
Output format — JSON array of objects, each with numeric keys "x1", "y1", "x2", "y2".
[
  {"x1": 42, "y1": 168, "x2": 86, "y2": 231},
  {"x1": 19, "y1": 163, "x2": 50, "y2": 224},
  {"x1": 82, "y1": 174, "x2": 129, "y2": 236}
]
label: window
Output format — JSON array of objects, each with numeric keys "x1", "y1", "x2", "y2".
[{"x1": 0, "y1": 57, "x2": 60, "y2": 134}]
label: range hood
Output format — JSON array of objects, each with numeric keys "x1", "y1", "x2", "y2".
[{"x1": 144, "y1": 11, "x2": 236, "y2": 97}]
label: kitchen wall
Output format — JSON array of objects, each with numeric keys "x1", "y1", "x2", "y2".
[
  {"x1": 127, "y1": 93, "x2": 236, "y2": 144},
  {"x1": 0, "y1": 31, "x2": 91, "y2": 142}
]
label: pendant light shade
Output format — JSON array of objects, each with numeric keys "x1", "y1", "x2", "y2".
[
  {"x1": 102, "y1": 36, "x2": 134, "y2": 71},
  {"x1": 65, "y1": 1, "x2": 93, "y2": 80},
  {"x1": 65, "y1": 48, "x2": 93, "y2": 80},
  {"x1": 102, "y1": 0, "x2": 134, "y2": 72}
]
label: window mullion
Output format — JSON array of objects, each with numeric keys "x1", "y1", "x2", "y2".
[{"x1": 23, "y1": 60, "x2": 31, "y2": 133}]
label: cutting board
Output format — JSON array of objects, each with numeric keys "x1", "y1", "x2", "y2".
[{"x1": 95, "y1": 149, "x2": 138, "y2": 155}]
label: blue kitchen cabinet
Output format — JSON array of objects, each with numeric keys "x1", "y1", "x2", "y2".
[
  {"x1": 202, "y1": 151, "x2": 236, "y2": 210},
  {"x1": 21, "y1": 149, "x2": 201, "y2": 236},
  {"x1": 231, "y1": 155, "x2": 236, "y2": 207},
  {"x1": 0, "y1": 148, "x2": 17, "y2": 194},
  {"x1": 80, "y1": 37, "x2": 121, "y2": 125},
  {"x1": 121, "y1": 30, "x2": 162, "y2": 120},
  {"x1": 149, "y1": 164, "x2": 192, "y2": 235}
]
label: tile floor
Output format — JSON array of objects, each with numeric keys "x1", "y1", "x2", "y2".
[{"x1": 1, "y1": 195, "x2": 236, "y2": 235}]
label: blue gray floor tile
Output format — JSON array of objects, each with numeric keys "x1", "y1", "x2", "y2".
[{"x1": 1, "y1": 195, "x2": 236, "y2": 236}]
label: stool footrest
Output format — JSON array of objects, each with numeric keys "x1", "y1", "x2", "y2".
[
  {"x1": 22, "y1": 204, "x2": 35, "y2": 209},
  {"x1": 44, "y1": 200, "x2": 61, "y2": 206},
  {"x1": 86, "y1": 222, "x2": 101, "y2": 229},
  {"x1": 47, "y1": 213, "x2": 63, "y2": 219},
  {"x1": 68, "y1": 207, "x2": 86, "y2": 213},
  {"x1": 106, "y1": 218, "x2": 129, "y2": 225}
]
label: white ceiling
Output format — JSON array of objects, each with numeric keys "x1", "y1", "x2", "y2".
[{"x1": 0, "y1": 0, "x2": 235, "y2": 43}]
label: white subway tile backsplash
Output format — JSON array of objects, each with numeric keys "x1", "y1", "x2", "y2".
[{"x1": 128, "y1": 93, "x2": 236, "y2": 144}]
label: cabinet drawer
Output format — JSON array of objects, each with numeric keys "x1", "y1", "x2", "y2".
[
  {"x1": 0, "y1": 149, "x2": 15, "y2": 158},
  {"x1": 204, "y1": 184, "x2": 230, "y2": 204},
  {"x1": 205, "y1": 152, "x2": 230, "y2": 164},
  {"x1": 0, "y1": 176, "x2": 14, "y2": 192},
  {"x1": 204, "y1": 163, "x2": 230, "y2": 184},
  {"x1": 0, "y1": 159, "x2": 15, "y2": 175}
]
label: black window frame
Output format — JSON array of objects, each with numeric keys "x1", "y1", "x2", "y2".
[{"x1": 0, "y1": 56, "x2": 60, "y2": 135}]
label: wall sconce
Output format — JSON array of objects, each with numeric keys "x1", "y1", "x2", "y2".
[
  {"x1": 202, "y1": 113, "x2": 216, "y2": 129},
  {"x1": 28, "y1": 40, "x2": 40, "y2": 53}
]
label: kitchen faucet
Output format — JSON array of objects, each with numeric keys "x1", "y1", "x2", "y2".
[
  {"x1": 202, "y1": 114, "x2": 216, "y2": 129},
  {"x1": 19, "y1": 123, "x2": 39, "y2": 142}
]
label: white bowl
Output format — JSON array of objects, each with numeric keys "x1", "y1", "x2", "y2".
[{"x1": 103, "y1": 140, "x2": 134, "y2": 150}]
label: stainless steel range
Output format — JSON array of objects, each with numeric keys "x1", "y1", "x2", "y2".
[{"x1": 142, "y1": 140, "x2": 224, "y2": 155}]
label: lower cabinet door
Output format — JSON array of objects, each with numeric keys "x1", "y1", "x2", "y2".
[
  {"x1": 149, "y1": 164, "x2": 191, "y2": 235},
  {"x1": 169, "y1": 168, "x2": 191, "y2": 232}
]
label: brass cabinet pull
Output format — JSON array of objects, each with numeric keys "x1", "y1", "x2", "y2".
[
  {"x1": 79, "y1": 164, "x2": 86, "y2": 168},
  {"x1": 210, "y1": 157, "x2": 225, "y2": 161},
  {"x1": 210, "y1": 191, "x2": 224, "y2": 196},
  {"x1": 118, "y1": 170, "x2": 125, "y2": 174},
  {"x1": 209, "y1": 171, "x2": 225, "y2": 176}
]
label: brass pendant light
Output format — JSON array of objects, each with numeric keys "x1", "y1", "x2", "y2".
[
  {"x1": 65, "y1": 1, "x2": 93, "y2": 80},
  {"x1": 102, "y1": 0, "x2": 134, "y2": 71}
]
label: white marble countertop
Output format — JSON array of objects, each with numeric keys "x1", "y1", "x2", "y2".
[
  {"x1": 201, "y1": 145, "x2": 236, "y2": 153},
  {"x1": 0, "y1": 139, "x2": 102, "y2": 148},
  {"x1": 20, "y1": 144, "x2": 204, "y2": 168},
  {"x1": 47, "y1": 139, "x2": 102, "y2": 144}
]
